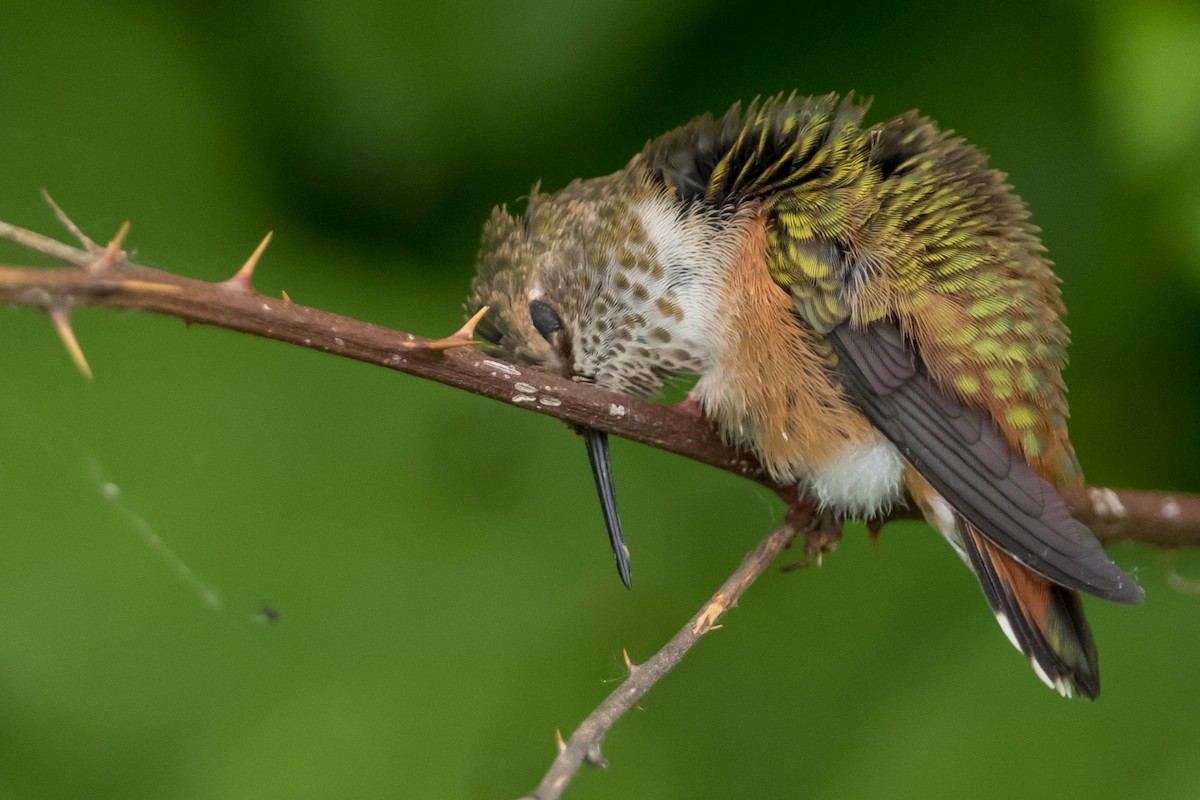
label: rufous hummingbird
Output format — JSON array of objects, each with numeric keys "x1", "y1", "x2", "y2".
[{"x1": 466, "y1": 93, "x2": 1142, "y2": 698}]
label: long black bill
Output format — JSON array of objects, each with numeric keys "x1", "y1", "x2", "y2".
[{"x1": 583, "y1": 426, "x2": 632, "y2": 589}]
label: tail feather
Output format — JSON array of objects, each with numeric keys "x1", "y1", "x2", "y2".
[
  {"x1": 959, "y1": 519, "x2": 1100, "y2": 698},
  {"x1": 905, "y1": 469, "x2": 1102, "y2": 698}
]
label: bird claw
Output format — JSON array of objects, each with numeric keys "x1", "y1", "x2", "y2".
[
  {"x1": 670, "y1": 394, "x2": 704, "y2": 420},
  {"x1": 781, "y1": 501, "x2": 843, "y2": 571},
  {"x1": 803, "y1": 509, "x2": 843, "y2": 566}
]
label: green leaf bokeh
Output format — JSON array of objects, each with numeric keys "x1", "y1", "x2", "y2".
[{"x1": 2, "y1": 2, "x2": 1198, "y2": 798}]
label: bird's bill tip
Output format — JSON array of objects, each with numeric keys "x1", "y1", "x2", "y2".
[{"x1": 582, "y1": 427, "x2": 632, "y2": 589}]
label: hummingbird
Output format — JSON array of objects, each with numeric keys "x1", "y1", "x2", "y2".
[{"x1": 466, "y1": 93, "x2": 1142, "y2": 698}]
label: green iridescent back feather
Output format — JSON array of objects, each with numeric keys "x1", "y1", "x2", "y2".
[{"x1": 643, "y1": 93, "x2": 1080, "y2": 485}]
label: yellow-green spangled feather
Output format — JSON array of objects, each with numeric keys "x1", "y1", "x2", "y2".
[{"x1": 642, "y1": 93, "x2": 1080, "y2": 485}]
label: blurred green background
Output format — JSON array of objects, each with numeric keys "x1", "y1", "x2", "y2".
[{"x1": 2, "y1": 1, "x2": 1199, "y2": 798}]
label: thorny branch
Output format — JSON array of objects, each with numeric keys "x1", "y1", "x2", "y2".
[
  {"x1": 521, "y1": 519, "x2": 803, "y2": 800},
  {"x1": 2, "y1": 206, "x2": 1198, "y2": 799}
]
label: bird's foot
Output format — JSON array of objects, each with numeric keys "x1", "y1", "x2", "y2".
[
  {"x1": 781, "y1": 497, "x2": 843, "y2": 571},
  {"x1": 670, "y1": 394, "x2": 704, "y2": 420}
]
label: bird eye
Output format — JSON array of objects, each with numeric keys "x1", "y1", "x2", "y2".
[{"x1": 529, "y1": 300, "x2": 563, "y2": 342}]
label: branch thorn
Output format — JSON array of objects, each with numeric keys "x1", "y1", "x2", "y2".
[
  {"x1": 693, "y1": 592, "x2": 730, "y2": 635},
  {"x1": 584, "y1": 744, "x2": 608, "y2": 769},
  {"x1": 48, "y1": 307, "x2": 93, "y2": 380},
  {"x1": 400, "y1": 305, "x2": 489, "y2": 350},
  {"x1": 554, "y1": 729, "x2": 566, "y2": 754},
  {"x1": 89, "y1": 221, "x2": 130, "y2": 273},
  {"x1": 41, "y1": 189, "x2": 99, "y2": 253},
  {"x1": 281, "y1": 289, "x2": 293, "y2": 304},
  {"x1": 223, "y1": 231, "x2": 273, "y2": 292},
  {"x1": 622, "y1": 648, "x2": 637, "y2": 674}
]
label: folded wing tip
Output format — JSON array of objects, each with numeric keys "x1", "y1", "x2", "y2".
[{"x1": 1102, "y1": 575, "x2": 1145, "y2": 605}]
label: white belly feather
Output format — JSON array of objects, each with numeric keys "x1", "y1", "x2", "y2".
[{"x1": 803, "y1": 437, "x2": 905, "y2": 518}]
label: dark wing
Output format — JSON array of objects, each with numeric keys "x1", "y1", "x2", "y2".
[{"x1": 830, "y1": 320, "x2": 1142, "y2": 604}]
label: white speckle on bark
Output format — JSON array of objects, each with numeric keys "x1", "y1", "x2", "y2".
[
  {"x1": 334, "y1": 337, "x2": 346, "y2": 347},
  {"x1": 514, "y1": 382, "x2": 537, "y2": 394},
  {"x1": 513, "y1": 394, "x2": 536, "y2": 404},
  {"x1": 609, "y1": 404, "x2": 627, "y2": 417},
  {"x1": 1162, "y1": 497, "x2": 1181, "y2": 520},
  {"x1": 484, "y1": 360, "x2": 520, "y2": 376},
  {"x1": 539, "y1": 397, "x2": 562, "y2": 408},
  {"x1": 1088, "y1": 487, "x2": 1128, "y2": 518}
]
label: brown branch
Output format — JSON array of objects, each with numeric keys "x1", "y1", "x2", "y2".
[
  {"x1": 520, "y1": 520, "x2": 801, "y2": 800},
  {"x1": 1, "y1": 215, "x2": 1194, "y2": 545},
  {"x1": 0, "y1": 218, "x2": 771, "y2": 483},
  {"x1": 2, "y1": 208, "x2": 1198, "y2": 799}
]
